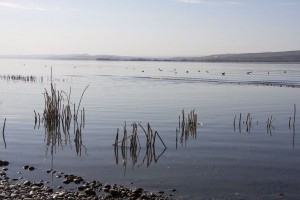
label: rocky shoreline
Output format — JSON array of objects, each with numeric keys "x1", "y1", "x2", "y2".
[{"x1": 1, "y1": 160, "x2": 174, "y2": 199}]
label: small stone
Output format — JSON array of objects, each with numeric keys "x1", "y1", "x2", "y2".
[
  {"x1": 169, "y1": 188, "x2": 176, "y2": 192},
  {"x1": 63, "y1": 179, "x2": 71, "y2": 184},
  {"x1": 47, "y1": 188, "x2": 53, "y2": 193},
  {"x1": 132, "y1": 187, "x2": 143, "y2": 194},
  {"x1": 34, "y1": 182, "x2": 44, "y2": 187},
  {"x1": 2, "y1": 168, "x2": 8, "y2": 171},
  {"x1": 0, "y1": 172, "x2": 6, "y2": 176},
  {"x1": 78, "y1": 186, "x2": 86, "y2": 191},
  {"x1": 149, "y1": 192, "x2": 157, "y2": 197},
  {"x1": 109, "y1": 189, "x2": 121, "y2": 197},
  {"x1": 84, "y1": 188, "x2": 96, "y2": 196},
  {"x1": 28, "y1": 166, "x2": 35, "y2": 171},
  {"x1": 140, "y1": 194, "x2": 150, "y2": 199},
  {"x1": 23, "y1": 165, "x2": 29, "y2": 170},
  {"x1": 0, "y1": 160, "x2": 9, "y2": 166},
  {"x1": 73, "y1": 178, "x2": 81, "y2": 184},
  {"x1": 11, "y1": 193, "x2": 19, "y2": 198},
  {"x1": 23, "y1": 181, "x2": 31, "y2": 186}
]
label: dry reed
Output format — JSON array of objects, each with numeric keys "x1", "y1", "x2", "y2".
[
  {"x1": 176, "y1": 109, "x2": 197, "y2": 148},
  {"x1": 36, "y1": 68, "x2": 88, "y2": 157}
]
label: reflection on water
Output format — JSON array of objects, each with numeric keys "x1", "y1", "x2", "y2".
[
  {"x1": 0, "y1": 74, "x2": 40, "y2": 82},
  {"x1": 34, "y1": 82, "x2": 89, "y2": 158},
  {"x1": 266, "y1": 116, "x2": 275, "y2": 135},
  {"x1": 113, "y1": 122, "x2": 167, "y2": 175},
  {"x1": 234, "y1": 113, "x2": 253, "y2": 133},
  {"x1": 1, "y1": 60, "x2": 300, "y2": 199},
  {"x1": 233, "y1": 104, "x2": 297, "y2": 148},
  {"x1": 292, "y1": 104, "x2": 297, "y2": 148},
  {"x1": 176, "y1": 109, "x2": 198, "y2": 149},
  {"x1": 1, "y1": 118, "x2": 7, "y2": 148}
]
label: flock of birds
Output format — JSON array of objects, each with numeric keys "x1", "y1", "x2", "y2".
[{"x1": 119, "y1": 66, "x2": 288, "y2": 77}]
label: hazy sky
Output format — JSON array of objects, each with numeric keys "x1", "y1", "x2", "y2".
[{"x1": 0, "y1": 0, "x2": 300, "y2": 56}]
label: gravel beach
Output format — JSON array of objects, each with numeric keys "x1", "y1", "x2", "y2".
[{"x1": 1, "y1": 160, "x2": 173, "y2": 200}]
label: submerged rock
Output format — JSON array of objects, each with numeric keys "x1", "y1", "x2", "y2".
[{"x1": 0, "y1": 160, "x2": 9, "y2": 167}]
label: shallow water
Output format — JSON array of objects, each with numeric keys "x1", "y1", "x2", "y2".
[{"x1": 1, "y1": 59, "x2": 300, "y2": 199}]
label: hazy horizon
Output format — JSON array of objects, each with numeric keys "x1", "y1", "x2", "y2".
[{"x1": 1, "y1": 0, "x2": 300, "y2": 57}]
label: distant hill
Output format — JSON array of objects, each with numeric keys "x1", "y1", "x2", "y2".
[
  {"x1": 172, "y1": 50, "x2": 300, "y2": 62},
  {"x1": 1, "y1": 50, "x2": 300, "y2": 62}
]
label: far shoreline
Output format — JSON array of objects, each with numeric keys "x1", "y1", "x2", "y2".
[
  {"x1": 1, "y1": 49, "x2": 300, "y2": 63},
  {"x1": 1, "y1": 57, "x2": 300, "y2": 64}
]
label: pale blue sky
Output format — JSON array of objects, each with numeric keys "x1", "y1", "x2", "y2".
[{"x1": 0, "y1": 0, "x2": 300, "y2": 56}]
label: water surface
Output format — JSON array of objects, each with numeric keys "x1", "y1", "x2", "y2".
[{"x1": 1, "y1": 59, "x2": 300, "y2": 199}]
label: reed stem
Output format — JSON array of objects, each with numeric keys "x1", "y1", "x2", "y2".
[{"x1": 2, "y1": 118, "x2": 7, "y2": 148}]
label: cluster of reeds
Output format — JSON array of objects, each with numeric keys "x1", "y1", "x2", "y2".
[
  {"x1": 176, "y1": 109, "x2": 197, "y2": 148},
  {"x1": 113, "y1": 122, "x2": 166, "y2": 174},
  {"x1": 234, "y1": 113, "x2": 253, "y2": 133},
  {"x1": 0, "y1": 74, "x2": 39, "y2": 82},
  {"x1": 35, "y1": 68, "x2": 89, "y2": 156},
  {"x1": 2, "y1": 118, "x2": 6, "y2": 149},
  {"x1": 233, "y1": 104, "x2": 297, "y2": 140}
]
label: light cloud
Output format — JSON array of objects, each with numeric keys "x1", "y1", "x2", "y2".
[
  {"x1": 278, "y1": 2, "x2": 300, "y2": 6},
  {"x1": 178, "y1": 0, "x2": 203, "y2": 4},
  {"x1": 178, "y1": 0, "x2": 243, "y2": 5},
  {"x1": 0, "y1": 2, "x2": 49, "y2": 11},
  {"x1": 224, "y1": 1, "x2": 244, "y2": 5}
]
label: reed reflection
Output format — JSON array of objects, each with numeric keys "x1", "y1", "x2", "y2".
[
  {"x1": 34, "y1": 73, "x2": 89, "y2": 157},
  {"x1": 176, "y1": 109, "x2": 198, "y2": 149},
  {"x1": 113, "y1": 122, "x2": 167, "y2": 176},
  {"x1": 233, "y1": 104, "x2": 297, "y2": 148},
  {"x1": 2, "y1": 118, "x2": 7, "y2": 149}
]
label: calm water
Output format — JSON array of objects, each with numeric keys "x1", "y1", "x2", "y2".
[{"x1": 1, "y1": 59, "x2": 300, "y2": 199}]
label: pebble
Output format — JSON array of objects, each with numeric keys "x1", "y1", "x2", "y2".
[
  {"x1": 23, "y1": 181, "x2": 31, "y2": 186},
  {"x1": 23, "y1": 165, "x2": 29, "y2": 170},
  {"x1": 0, "y1": 160, "x2": 171, "y2": 200},
  {"x1": 84, "y1": 188, "x2": 96, "y2": 196},
  {"x1": 63, "y1": 179, "x2": 71, "y2": 184},
  {"x1": 109, "y1": 189, "x2": 120, "y2": 197},
  {"x1": 28, "y1": 166, "x2": 35, "y2": 171},
  {"x1": 0, "y1": 160, "x2": 9, "y2": 167}
]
